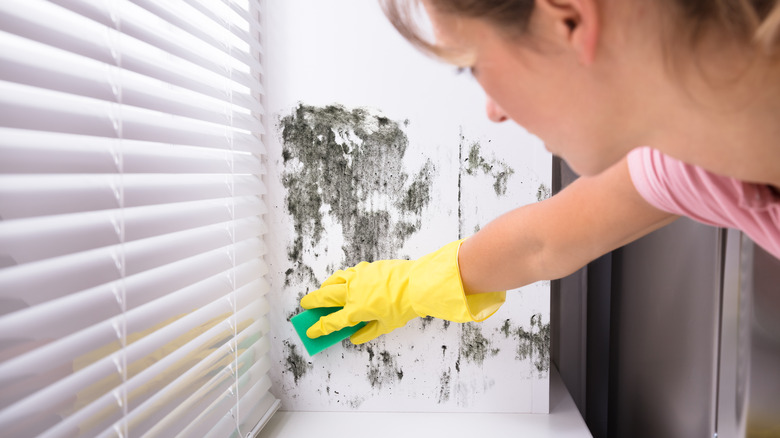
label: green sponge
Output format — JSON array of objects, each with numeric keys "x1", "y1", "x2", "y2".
[{"x1": 290, "y1": 307, "x2": 367, "y2": 356}]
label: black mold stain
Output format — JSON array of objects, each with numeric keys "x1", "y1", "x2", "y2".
[
  {"x1": 342, "y1": 342, "x2": 405, "y2": 389},
  {"x1": 437, "y1": 369, "x2": 452, "y2": 403},
  {"x1": 497, "y1": 315, "x2": 551, "y2": 374},
  {"x1": 536, "y1": 183, "x2": 551, "y2": 202},
  {"x1": 398, "y1": 161, "x2": 434, "y2": 217},
  {"x1": 420, "y1": 315, "x2": 435, "y2": 330},
  {"x1": 366, "y1": 349, "x2": 405, "y2": 389},
  {"x1": 284, "y1": 259, "x2": 318, "y2": 288},
  {"x1": 283, "y1": 340, "x2": 312, "y2": 385},
  {"x1": 286, "y1": 291, "x2": 308, "y2": 322},
  {"x1": 278, "y1": 102, "x2": 435, "y2": 288},
  {"x1": 462, "y1": 138, "x2": 515, "y2": 197},
  {"x1": 499, "y1": 319, "x2": 512, "y2": 338},
  {"x1": 459, "y1": 323, "x2": 500, "y2": 365},
  {"x1": 347, "y1": 397, "x2": 364, "y2": 409}
]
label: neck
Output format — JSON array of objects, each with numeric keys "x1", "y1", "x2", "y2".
[
  {"x1": 637, "y1": 47, "x2": 780, "y2": 186},
  {"x1": 658, "y1": 103, "x2": 780, "y2": 186}
]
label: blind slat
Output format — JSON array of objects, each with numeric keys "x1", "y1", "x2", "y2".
[
  {"x1": 89, "y1": 305, "x2": 266, "y2": 438},
  {"x1": 1, "y1": 0, "x2": 276, "y2": 434},
  {"x1": 5, "y1": 297, "x2": 269, "y2": 438},
  {"x1": 0, "y1": 273, "x2": 269, "y2": 410},
  {"x1": 238, "y1": 375, "x2": 277, "y2": 435},
  {"x1": 0, "y1": 198, "x2": 265, "y2": 266},
  {"x1": 123, "y1": 316, "x2": 270, "y2": 437},
  {"x1": 183, "y1": 0, "x2": 264, "y2": 60},
  {"x1": 46, "y1": 0, "x2": 262, "y2": 80},
  {"x1": 42, "y1": 318, "x2": 237, "y2": 438},
  {"x1": 0, "y1": 32, "x2": 263, "y2": 128},
  {"x1": 123, "y1": 218, "x2": 264, "y2": 276},
  {"x1": 0, "y1": 82, "x2": 263, "y2": 149},
  {"x1": 0, "y1": 174, "x2": 265, "y2": 220},
  {"x1": 127, "y1": 0, "x2": 264, "y2": 72},
  {"x1": 0, "y1": 234, "x2": 266, "y2": 316},
  {"x1": 242, "y1": 392, "x2": 282, "y2": 438},
  {"x1": 0, "y1": 260, "x2": 268, "y2": 368},
  {"x1": 0, "y1": 248, "x2": 121, "y2": 314},
  {"x1": 183, "y1": 361, "x2": 283, "y2": 438},
  {"x1": 146, "y1": 354, "x2": 238, "y2": 438},
  {"x1": 0, "y1": 129, "x2": 265, "y2": 174},
  {"x1": 0, "y1": 3, "x2": 262, "y2": 99},
  {"x1": 147, "y1": 341, "x2": 272, "y2": 438},
  {"x1": 0, "y1": 1, "x2": 262, "y2": 90},
  {"x1": 0, "y1": 347, "x2": 126, "y2": 437},
  {"x1": 126, "y1": 237, "x2": 267, "y2": 310}
]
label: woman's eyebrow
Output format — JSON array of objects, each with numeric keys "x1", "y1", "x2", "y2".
[{"x1": 455, "y1": 66, "x2": 477, "y2": 77}]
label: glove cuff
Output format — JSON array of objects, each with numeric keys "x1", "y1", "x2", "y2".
[{"x1": 409, "y1": 239, "x2": 506, "y2": 322}]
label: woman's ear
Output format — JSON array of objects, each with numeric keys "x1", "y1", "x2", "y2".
[{"x1": 535, "y1": 0, "x2": 599, "y2": 65}]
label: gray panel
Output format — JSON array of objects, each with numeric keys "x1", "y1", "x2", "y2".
[
  {"x1": 550, "y1": 157, "x2": 588, "y2": 416},
  {"x1": 552, "y1": 270, "x2": 588, "y2": 413},
  {"x1": 612, "y1": 219, "x2": 722, "y2": 438},
  {"x1": 719, "y1": 232, "x2": 780, "y2": 438},
  {"x1": 717, "y1": 229, "x2": 748, "y2": 438},
  {"x1": 746, "y1": 240, "x2": 780, "y2": 436}
]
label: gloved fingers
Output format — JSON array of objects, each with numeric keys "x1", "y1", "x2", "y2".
[
  {"x1": 320, "y1": 269, "x2": 351, "y2": 288},
  {"x1": 305, "y1": 309, "x2": 354, "y2": 339},
  {"x1": 350, "y1": 320, "x2": 395, "y2": 345},
  {"x1": 321, "y1": 261, "x2": 372, "y2": 287},
  {"x1": 300, "y1": 284, "x2": 346, "y2": 309}
]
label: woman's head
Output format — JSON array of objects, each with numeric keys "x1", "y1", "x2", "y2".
[
  {"x1": 383, "y1": 0, "x2": 780, "y2": 57},
  {"x1": 380, "y1": 0, "x2": 780, "y2": 176}
]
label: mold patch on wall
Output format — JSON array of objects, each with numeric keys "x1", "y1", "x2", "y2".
[
  {"x1": 457, "y1": 132, "x2": 517, "y2": 239},
  {"x1": 278, "y1": 103, "x2": 435, "y2": 288},
  {"x1": 282, "y1": 340, "x2": 312, "y2": 385},
  {"x1": 269, "y1": 103, "x2": 550, "y2": 413},
  {"x1": 437, "y1": 369, "x2": 452, "y2": 403},
  {"x1": 536, "y1": 183, "x2": 551, "y2": 202},
  {"x1": 266, "y1": 1, "x2": 551, "y2": 414},
  {"x1": 462, "y1": 136, "x2": 515, "y2": 197},
  {"x1": 498, "y1": 314, "x2": 551, "y2": 376},
  {"x1": 276, "y1": 103, "x2": 439, "y2": 397},
  {"x1": 366, "y1": 349, "x2": 404, "y2": 389},
  {"x1": 460, "y1": 323, "x2": 500, "y2": 366}
]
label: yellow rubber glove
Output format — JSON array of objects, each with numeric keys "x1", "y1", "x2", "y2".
[{"x1": 300, "y1": 239, "x2": 506, "y2": 344}]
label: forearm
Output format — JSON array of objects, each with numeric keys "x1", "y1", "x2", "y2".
[
  {"x1": 457, "y1": 158, "x2": 678, "y2": 295},
  {"x1": 458, "y1": 201, "x2": 574, "y2": 294}
]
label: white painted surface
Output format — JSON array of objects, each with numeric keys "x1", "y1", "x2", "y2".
[
  {"x1": 256, "y1": 367, "x2": 592, "y2": 437},
  {"x1": 264, "y1": 0, "x2": 552, "y2": 413}
]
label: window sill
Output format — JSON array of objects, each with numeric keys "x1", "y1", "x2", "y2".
[{"x1": 256, "y1": 365, "x2": 591, "y2": 438}]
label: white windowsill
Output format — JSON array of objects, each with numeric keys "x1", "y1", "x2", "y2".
[{"x1": 256, "y1": 365, "x2": 592, "y2": 438}]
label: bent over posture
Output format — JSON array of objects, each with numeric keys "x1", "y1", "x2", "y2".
[{"x1": 302, "y1": 0, "x2": 780, "y2": 343}]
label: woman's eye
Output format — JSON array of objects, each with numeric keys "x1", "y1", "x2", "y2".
[{"x1": 455, "y1": 66, "x2": 476, "y2": 77}]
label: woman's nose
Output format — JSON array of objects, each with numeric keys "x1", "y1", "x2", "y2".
[{"x1": 485, "y1": 98, "x2": 508, "y2": 123}]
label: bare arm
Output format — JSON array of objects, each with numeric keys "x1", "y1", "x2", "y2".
[{"x1": 459, "y1": 156, "x2": 678, "y2": 294}]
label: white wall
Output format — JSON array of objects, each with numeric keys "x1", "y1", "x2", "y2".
[{"x1": 264, "y1": 0, "x2": 551, "y2": 413}]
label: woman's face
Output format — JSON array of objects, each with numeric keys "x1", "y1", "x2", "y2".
[{"x1": 426, "y1": 3, "x2": 644, "y2": 176}]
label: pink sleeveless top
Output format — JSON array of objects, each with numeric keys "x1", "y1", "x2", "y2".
[{"x1": 627, "y1": 147, "x2": 780, "y2": 259}]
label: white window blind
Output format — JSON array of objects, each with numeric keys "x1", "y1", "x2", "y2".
[{"x1": 0, "y1": 0, "x2": 279, "y2": 437}]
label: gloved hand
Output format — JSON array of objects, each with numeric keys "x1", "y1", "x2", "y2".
[{"x1": 300, "y1": 239, "x2": 506, "y2": 344}]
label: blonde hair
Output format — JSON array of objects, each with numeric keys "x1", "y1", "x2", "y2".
[
  {"x1": 673, "y1": 0, "x2": 780, "y2": 54},
  {"x1": 379, "y1": 0, "x2": 780, "y2": 58}
]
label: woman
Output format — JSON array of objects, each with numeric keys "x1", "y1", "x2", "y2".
[{"x1": 301, "y1": 0, "x2": 780, "y2": 344}]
